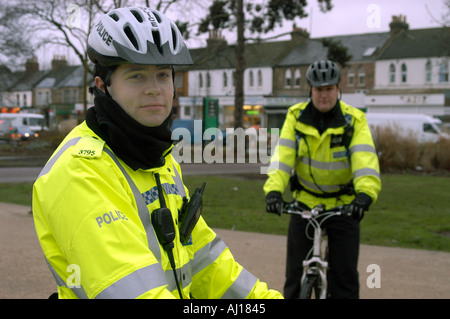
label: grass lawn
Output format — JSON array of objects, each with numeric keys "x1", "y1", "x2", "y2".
[{"x1": 1, "y1": 174, "x2": 449, "y2": 252}]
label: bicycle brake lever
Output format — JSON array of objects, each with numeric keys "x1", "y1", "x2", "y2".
[{"x1": 301, "y1": 210, "x2": 313, "y2": 219}]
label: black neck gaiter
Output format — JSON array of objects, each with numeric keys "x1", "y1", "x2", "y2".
[{"x1": 86, "y1": 89, "x2": 173, "y2": 170}]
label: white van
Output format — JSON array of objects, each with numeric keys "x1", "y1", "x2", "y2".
[
  {"x1": 0, "y1": 113, "x2": 46, "y2": 133},
  {"x1": 365, "y1": 113, "x2": 448, "y2": 143}
]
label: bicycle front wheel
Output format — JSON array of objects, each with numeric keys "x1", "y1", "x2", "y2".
[{"x1": 299, "y1": 275, "x2": 322, "y2": 299}]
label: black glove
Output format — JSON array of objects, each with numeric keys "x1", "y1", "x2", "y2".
[
  {"x1": 265, "y1": 191, "x2": 283, "y2": 216},
  {"x1": 348, "y1": 193, "x2": 372, "y2": 221}
]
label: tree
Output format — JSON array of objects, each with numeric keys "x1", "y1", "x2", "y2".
[
  {"x1": 0, "y1": 0, "x2": 113, "y2": 116},
  {"x1": 197, "y1": 0, "x2": 333, "y2": 128},
  {"x1": 0, "y1": 0, "x2": 195, "y2": 118},
  {"x1": 321, "y1": 38, "x2": 353, "y2": 68}
]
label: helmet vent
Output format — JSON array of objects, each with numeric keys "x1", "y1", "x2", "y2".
[
  {"x1": 124, "y1": 25, "x2": 139, "y2": 50},
  {"x1": 130, "y1": 10, "x2": 143, "y2": 23},
  {"x1": 109, "y1": 13, "x2": 119, "y2": 21},
  {"x1": 171, "y1": 26, "x2": 178, "y2": 49},
  {"x1": 152, "y1": 31, "x2": 163, "y2": 54},
  {"x1": 153, "y1": 11, "x2": 162, "y2": 23}
]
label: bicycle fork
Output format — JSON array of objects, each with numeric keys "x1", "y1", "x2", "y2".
[{"x1": 301, "y1": 225, "x2": 328, "y2": 299}]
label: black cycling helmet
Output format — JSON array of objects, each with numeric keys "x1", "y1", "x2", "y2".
[
  {"x1": 306, "y1": 60, "x2": 341, "y2": 87},
  {"x1": 87, "y1": 7, "x2": 193, "y2": 67}
]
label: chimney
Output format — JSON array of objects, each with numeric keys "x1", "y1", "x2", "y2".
[
  {"x1": 206, "y1": 29, "x2": 227, "y2": 48},
  {"x1": 389, "y1": 15, "x2": 409, "y2": 35},
  {"x1": 51, "y1": 55, "x2": 67, "y2": 71},
  {"x1": 291, "y1": 26, "x2": 310, "y2": 44},
  {"x1": 25, "y1": 56, "x2": 39, "y2": 74}
]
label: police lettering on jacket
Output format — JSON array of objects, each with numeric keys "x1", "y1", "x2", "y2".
[{"x1": 96, "y1": 210, "x2": 128, "y2": 228}]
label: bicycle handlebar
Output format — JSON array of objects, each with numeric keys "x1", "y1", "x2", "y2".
[{"x1": 280, "y1": 202, "x2": 352, "y2": 219}]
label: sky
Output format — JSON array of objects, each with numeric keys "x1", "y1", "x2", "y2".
[
  {"x1": 172, "y1": 0, "x2": 449, "y2": 48},
  {"x1": 33, "y1": 0, "x2": 448, "y2": 67}
]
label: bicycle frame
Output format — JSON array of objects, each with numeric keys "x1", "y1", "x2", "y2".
[{"x1": 283, "y1": 202, "x2": 348, "y2": 299}]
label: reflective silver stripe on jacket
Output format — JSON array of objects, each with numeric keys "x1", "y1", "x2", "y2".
[
  {"x1": 349, "y1": 144, "x2": 377, "y2": 156},
  {"x1": 299, "y1": 156, "x2": 350, "y2": 170},
  {"x1": 278, "y1": 138, "x2": 296, "y2": 150},
  {"x1": 266, "y1": 161, "x2": 292, "y2": 175},
  {"x1": 191, "y1": 236, "x2": 227, "y2": 276},
  {"x1": 103, "y1": 148, "x2": 162, "y2": 263},
  {"x1": 191, "y1": 236, "x2": 257, "y2": 299},
  {"x1": 95, "y1": 263, "x2": 167, "y2": 299},
  {"x1": 45, "y1": 259, "x2": 88, "y2": 299},
  {"x1": 37, "y1": 137, "x2": 81, "y2": 179},
  {"x1": 221, "y1": 268, "x2": 258, "y2": 299}
]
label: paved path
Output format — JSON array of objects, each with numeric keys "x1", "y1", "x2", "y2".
[{"x1": 1, "y1": 202, "x2": 449, "y2": 299}]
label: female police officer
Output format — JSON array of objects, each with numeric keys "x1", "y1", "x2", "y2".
[{"x1": 33, "y1": 6, "x2": 282, "y2": 299}]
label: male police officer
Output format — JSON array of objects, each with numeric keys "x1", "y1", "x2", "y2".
[{"x1": 264, "y1": 60, "x2": 381, "y2": 298}]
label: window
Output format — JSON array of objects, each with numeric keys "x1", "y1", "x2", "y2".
[
  {"x1": 64, "y1": 89, "x2": 70, "y2": 103},
  {"x1": 389, "y1": 64, "x2": 396, "y2": 83},
  {"x1": 199, "y1": 73, "x2": 203, "y2": 88},
  {"x1": 223, "y1": 72, "x2": 228, "y2": 88},
  {"x1": 294, "y1": 69, "x2": 301, "y2": 87},
  {"x1": 358, "y1": 66, "x2": 365, "y2": 85},
  {"x1": 425, "y1": 61, "x2": 432, "y2": 82},
  {"x1": 258, "y1": 70, "x2": 262, "y2": 87},
  {"x1": 184, "y1": 106, "x2": 191, "y2": 117},
  {"x1": 38, "y1": 92, "x2": 43, "y2": 106},
  {"x1": 249, "y1": 70, "x2": 254, "y2": 87},
  {"x1": 23, "y1": 94, "x2": 27, "y2": 106},
  {"x1": 206, "y1": 72, "x2": 211, "y2": 88},
  {"x1": 232, "y1": 71, "x2": 236, "y2": 87},
  {"x1": 348, "y1": 66, "x2": 355, "y2": 86},
  {"x1": 401, "y1": 63, "x2": 407, "y2": 83},
  {"x1": 423, "y1": 123, "x2": 438, "y2": 134},
  {"x1": 73, "y1": 89, "x2": 77, "y2": 103},
  {"x1": 439, "y1": 61, "x2": 448, "y2": 83},
  {"x1": 284, "y1": 69, "x2": 292, "y2": 87},
  {"x1": 45, "y1": 92, "x2": 50, "y2": 105}
]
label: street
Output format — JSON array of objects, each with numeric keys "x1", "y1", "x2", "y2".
[
  {"x1": 1, "y1": 160, "x2": 450, "y2": 299},
  {"x1": 0, "y1": 162, "x2": 266, "y2": 183},
  {"x1": 1, "y1": 201, "x2": 450, "y2": 299}
]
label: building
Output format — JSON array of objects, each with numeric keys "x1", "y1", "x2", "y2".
[
  {"x1": 1, "y1": 15, "x2": 448, "y2": 131},
  {"x1": 2, "y1": 57, "x2": 49, "y2": 111},
  {"x1": 367, "y1": 16, "x2": 450, "y2": 121},
  {"x1": 179, "y1": 29, "x2": 299, "y2": 129},
  {"x1": 0, "y1": 55, "x2": 93, "y2": 128}
]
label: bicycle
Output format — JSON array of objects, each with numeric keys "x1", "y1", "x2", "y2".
[{"x1": 280, "y1": 201, "x2": 351, "y2": 299}]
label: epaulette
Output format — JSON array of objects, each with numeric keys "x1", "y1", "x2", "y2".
[{"x1": 71, "y1": 135, "x2": 105, "y2": 159}]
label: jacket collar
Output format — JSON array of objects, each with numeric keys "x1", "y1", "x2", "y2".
[{"x1": 298, "y1": 101, "x2": 347, "y2": 134}]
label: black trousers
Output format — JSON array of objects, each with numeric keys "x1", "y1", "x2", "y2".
[{"x1": 284, "y1": 212, "x2": 360, "y2": 299}]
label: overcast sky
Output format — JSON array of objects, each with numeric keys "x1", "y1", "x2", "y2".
[
  {"x1": 35, "y1": 0, "x2": 448, "y2": 67},
  {"x1": 174, "y1": 0, "x2": 448, "y2": 48}
]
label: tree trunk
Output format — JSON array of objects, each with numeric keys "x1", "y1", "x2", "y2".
[{"x1": 234, "y1": 0, "x2": 245, "y2": 129}]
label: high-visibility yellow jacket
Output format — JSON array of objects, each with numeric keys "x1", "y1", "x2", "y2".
[
  {"x1": 264, "y1": 101, "x2": 381, "y2": 209},
  {"x1": 33, "y1": 122, "x2": 282, "y2": 299}
]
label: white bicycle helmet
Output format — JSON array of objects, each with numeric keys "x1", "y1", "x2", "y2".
[
  {"x1": 306, "y1": 60, "x2": 341, "y2": 87},
  {"x1": 88, "y1": 7, "x2": 192, "y2": 66}
]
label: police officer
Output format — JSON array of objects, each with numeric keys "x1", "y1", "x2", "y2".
[
  {"x1": 33, "y1": 7, "x2": 282, "y2": 299},
  {"x1": 264, "y1": 60, "x2": 381, "y2": 298}
]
